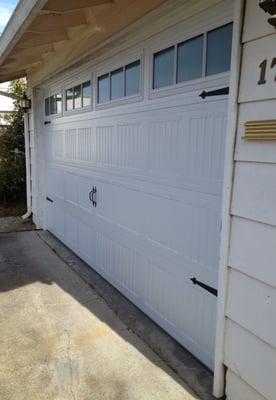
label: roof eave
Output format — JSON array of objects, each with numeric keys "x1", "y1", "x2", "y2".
[{"x1": 0, "y1": 0, "x2": 46, "y2": 80}]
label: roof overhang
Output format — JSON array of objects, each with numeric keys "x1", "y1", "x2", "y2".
[{"x1": 0, "y1": 0, "x2": 168, "y2": 85}]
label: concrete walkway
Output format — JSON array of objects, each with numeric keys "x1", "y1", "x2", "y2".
[{"x1": 0, "y1": 231, "x2": 201, "y2": 400}]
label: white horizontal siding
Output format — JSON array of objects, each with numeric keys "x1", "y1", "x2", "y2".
[
  {"x1": 224, "y1": 319, "x2": 276, "y2": 400},
  {"x1": 224, "y1": 2, "x2": 276, "y2": 399},
  {"x1": 226, "y1": 268, "x2": 276, "y2": 349},
  {"x1": 226, "y1": 369, "x2": 267, "y2": 400},
  {"x1": 238, "y1": 34, "x2": 276, "y2": 103},
  {"x1": 229, "y1": 217, "x2": 276, "y2": 288},
  {"x1": 242, "y1": 0, "x2": 275, "y2": 43},
  {"x1": 231, "y1": 162, "x2": 276, "y2": 226}
]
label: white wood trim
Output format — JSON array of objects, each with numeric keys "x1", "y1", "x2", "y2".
[{"x1": 213, "y1": 0, "x2": 245, "y2": 397}]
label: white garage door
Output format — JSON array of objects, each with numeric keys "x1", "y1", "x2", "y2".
[{"x1": 44, "y1": 13, "x2": 232, "y2": 370}]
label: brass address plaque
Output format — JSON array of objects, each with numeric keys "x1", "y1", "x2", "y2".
[{"x1": 243, "y1": 120, "x2": 276, "y2": 141}]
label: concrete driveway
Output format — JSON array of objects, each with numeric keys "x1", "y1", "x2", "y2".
[{"x1": 0, "y1": 230, "x2": 212, "y2": 400}]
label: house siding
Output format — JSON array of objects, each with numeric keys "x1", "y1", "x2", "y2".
[{"x1": 224, "y1": 1, "x2": 276, "y2": 399}]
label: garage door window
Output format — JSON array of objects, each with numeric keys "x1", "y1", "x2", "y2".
[
  {"x1": 206, "y1": 23, "x2": 233, "y2": 76},
  {"x1": 98, "y1": 60, "x2": 141, "y2": 104},
  {"x1": 45, "y1": 93, "x2": 62, "y2": 116},
  {"x1": 153, "y1": 22, "x2": 233, "y2": 90},
  {"x1": 125, "y1": 61, "x2": 140, "y2": 96},
  {"x1": 153, "y1": 47, "x2": 174, "y2": 89},
  {"x1": 177, "y1": 35, "x2": 204, "y2": 83},
  {"x1": 111, "y1": 68, "x2": 124, "y2": 100},
  {"x1": 66, "y1": 80, "x2": 91, "y2": 111}
]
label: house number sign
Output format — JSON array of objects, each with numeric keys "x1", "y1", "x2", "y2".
[
  {"x1": 242, "y1": 56, "x2": 276, "y2": 141},
  {"x1": 258, "y1": 57, "x2": 276, "y2": 84}
]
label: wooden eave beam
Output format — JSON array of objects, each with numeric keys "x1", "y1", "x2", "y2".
[
  {"x1": 17, "y1": 31, "x2": 68, "y2": 48},
  {"x1": 27, "y1": 11, "x2": 87, "y2": 33},
  {"x1": 43, "y1": 0, "x2": 113, "y2": 13},
  {"x1": 0, "y1": 70, "x2": 26, "y2": 83},
  {"x1": 8, "y1": 44, "x2": 54, "y2": 60}
]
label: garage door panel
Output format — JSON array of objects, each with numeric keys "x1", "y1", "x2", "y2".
[
  {"x1": 96, "y1": 181, "x2": 117, "y2": 224},
  {"x1": 78, "y1": 127, "x2": 96, "y2": 163},
  {"x1": 48, "y1": 103, "x2": 226, "y2": 194},
  {"x1": 78, "y1": 220, "x2": 96, "y2": 263},
  {"x1": 64, "y1": 172, "x2": 79, "y2": 206},
  {"x1": 65, "y1": 128, "x2": 78, "y2": 161},
  {"x1": 78, "y1": 175, "x2": 96, "y2": 213},
  {"x1": 64, "y1": 213, "x2": 79, "y2": 252},
  {"x1": 96, "y1": 125, "x2": 115, "y2": 167},
  {"x1": 45, "y1": 56, "x2": 228, "y2": 369},
  {"x1": 47, "y1": 167, "x2": 65, "y2": 199},
  {"x1": 117, "y1": 122, "x2": 145, "y2": 170}
]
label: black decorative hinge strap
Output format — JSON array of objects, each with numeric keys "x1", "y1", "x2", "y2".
[
  {"x1": 190, "y1": 277, "x2": 218, "y2": 296},
  {"x1": 199, "y1": 87, "x2": 229, "y2": 99}
]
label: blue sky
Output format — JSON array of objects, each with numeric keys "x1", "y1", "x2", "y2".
[{"x1": 0, "y1": 0, "x2": 19, "y2": 33}]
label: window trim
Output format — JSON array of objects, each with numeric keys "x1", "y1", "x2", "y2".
[
  {"x1": 44, "y1": 91, "x2": 63, "y2": 118},
  {"x1": 95, "y1": 54, "x2": 143, "y2": 110},
  {"x1": 64, "y1": 76, "x2": 92, "y2": 115}
]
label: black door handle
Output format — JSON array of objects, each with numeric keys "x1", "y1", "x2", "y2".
[
  {"x1": 190, "y1": 277, "x2": 217, "y2": 296},
  {"x1": 89, "y1": 186, "x2": 97, "y2": 207},
  {"x1": 46, "y1": 196, "x2": 53, "y2": 203},
  {"x1": 92, "y1": 186, "x2": 97, "y2": 208},
  {"x1": 199, "y1": 87, "x2": 229, "y2": 99}
]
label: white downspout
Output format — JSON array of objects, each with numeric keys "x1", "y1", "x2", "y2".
[
  {"x1": 213, "y1": 0, "x2": 245, "y2": 397},
  {"x1": 22, "y1": 111, "x2": 32, "y2": 219}
]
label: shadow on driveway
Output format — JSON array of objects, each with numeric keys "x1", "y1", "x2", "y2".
[{"x1": 0, "y1": 230, "x2": 216, "y2": 400}]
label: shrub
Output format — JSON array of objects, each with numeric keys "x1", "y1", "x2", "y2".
[{"x1": 0, "y1": 79, "x2": 26, "y2": 204}]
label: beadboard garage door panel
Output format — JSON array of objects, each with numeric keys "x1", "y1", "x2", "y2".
[
  {"x1": 45, "y1": 95, "x2": 228, "y2": 369},
  {"x1": 226, "y1": 370, "x2": 267, "y2": 400},
  {"x1": 224, "y1": 319, "x2": 276, "y2": 400}
]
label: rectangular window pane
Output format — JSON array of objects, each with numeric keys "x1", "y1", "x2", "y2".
[
  {"x1": 153, "y1": 46, "x2": 174, "y2": 89},
  {"x1": 45, "y1": 97, "x2": 49, "y2": 116},
  {"x1": 73, "y1": 85, "x2": 82, "y2": 109},
  {"x1": 50, "y1": 95, "x2": 56, "y2": 115},
  {"x1": 206, "y1": 23, "x2": 233, "y2": 76},
  {"x1": 82, "y1": 81, "x2": 91, "y2": 107},
  {"x1": 56, "y1": 93, "x2": 62, "y2": 114},
  {"x1": 125, "y1": 60, "x2": 140, "y2": 96},
  {"x1": 66, "y1": 88, "x2": 73, "y2": 111},
  {"x1": 111, "y1": 68, "x2": 124, "y2": 100},
  {"x1": 177, "y1": 35, "x2": 203, "y2": 83},
  {"x1": 98, "y1": 74, "x2": 110, "y2": 103}
]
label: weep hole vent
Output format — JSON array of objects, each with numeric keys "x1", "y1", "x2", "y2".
[{"x1": 243, "y1": 120, "x2": 276, "y2": 141}]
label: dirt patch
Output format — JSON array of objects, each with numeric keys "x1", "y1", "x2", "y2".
[
  {"x1": 0, "y1": 202, "x2": 26, "y2": 218},
  {"x1": 0, "y1": 216, "x2": 35, "y2": 233}
]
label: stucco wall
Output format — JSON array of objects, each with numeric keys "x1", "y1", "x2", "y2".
[{"x1": 224, "y1": 2, "x2": 276, "y2": 399}]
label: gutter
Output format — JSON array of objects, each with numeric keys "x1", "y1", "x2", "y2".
[{"x1": 22, "y1": 111, "x2": 32, "y2": 220}]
